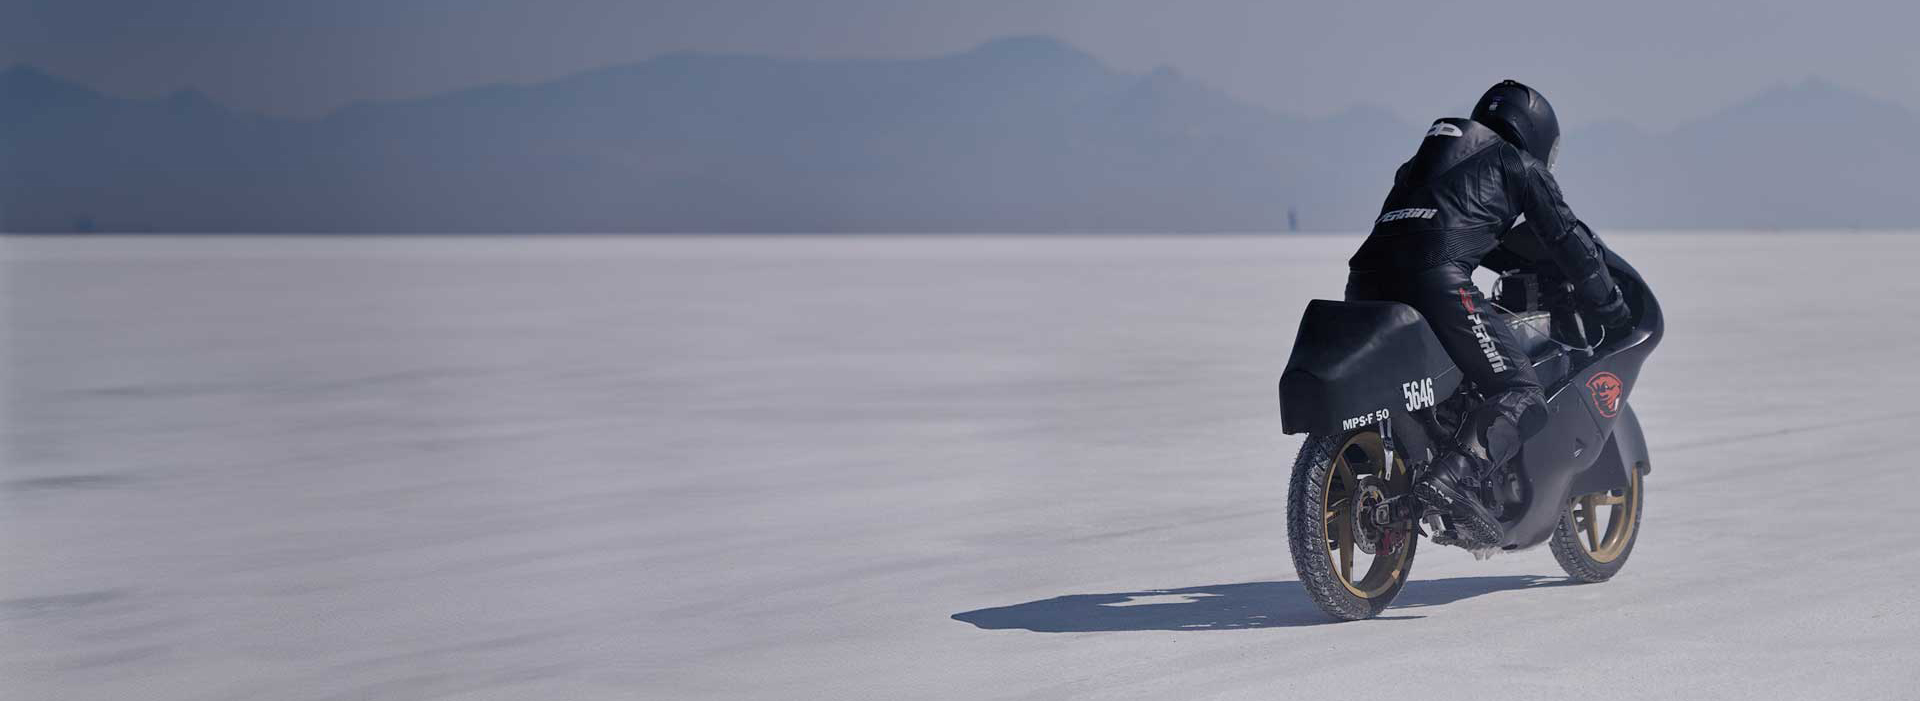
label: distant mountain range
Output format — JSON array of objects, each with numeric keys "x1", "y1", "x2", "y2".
[{"x1": 2, "y1": 36, "x2": 1914, "y2": 233}]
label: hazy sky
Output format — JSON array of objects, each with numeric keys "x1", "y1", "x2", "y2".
[{"x1": 4, "y1": 0, "x2": 1914, "y2": 129}]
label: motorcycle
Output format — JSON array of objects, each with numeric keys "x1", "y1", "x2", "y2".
[{"x1": 1276, "y1": 250, "x2": 1661, "y2": 620}]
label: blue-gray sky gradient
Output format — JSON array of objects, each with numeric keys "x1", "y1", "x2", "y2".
[{"x1": 2, "y1": 0, "x2": 1911, "y2": 128}]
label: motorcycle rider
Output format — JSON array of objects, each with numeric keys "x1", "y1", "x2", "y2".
[{"x1": 1345, "y1": 80, "x2": 1631, "y2": 545}]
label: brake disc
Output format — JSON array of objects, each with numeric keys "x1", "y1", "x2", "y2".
[{"x1": 1351, "y1": 475, "x2": 1389, "y2": 555}]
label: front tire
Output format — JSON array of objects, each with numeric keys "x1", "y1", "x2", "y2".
[
  {"x1": 1549, "y1": 468, "x2": 1644, "y2": 582},
  {"x1": 1286, "y1": 430, "x2": 1418, "y2": 620}
]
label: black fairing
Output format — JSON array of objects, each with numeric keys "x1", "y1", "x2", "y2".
[
  {"x1": 1278, "y1": 300, "x2": 1463, "y2": 436},
  {"x1": 1495, "y1": 252, "x2": 1661, "y2": 549}
]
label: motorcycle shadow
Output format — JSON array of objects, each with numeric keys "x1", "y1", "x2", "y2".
[{"x1": 951, "y1": 575, "x2": 1568, "y2": 631}]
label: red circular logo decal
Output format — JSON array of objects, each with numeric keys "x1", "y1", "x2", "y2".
[{"x1": 1586, "y1": 372, "x2": 1624, "y2": 418}]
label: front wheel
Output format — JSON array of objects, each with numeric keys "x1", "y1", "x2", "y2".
[
  {"x1": 1286, "y1": 429, "x2": 1418, "y2": 620},
  {"x1": 1549, "y1": 468, "x2": 1645, "y2": 582}
]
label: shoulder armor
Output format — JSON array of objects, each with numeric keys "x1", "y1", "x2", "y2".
[{"x1": 1405, "y1": 118, "x2": 1507, "y2": 183}]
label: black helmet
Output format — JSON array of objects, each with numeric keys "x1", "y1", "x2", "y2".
[{"x1": 1471, "y1": 80, "x2": 1560, "y2": 168}]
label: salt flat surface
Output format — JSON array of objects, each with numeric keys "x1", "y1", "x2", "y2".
[{"x1": 4, "y1": 233, "x2": 1919, "y2": 700}]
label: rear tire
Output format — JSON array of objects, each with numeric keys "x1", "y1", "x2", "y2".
[
  {"x1": 1549, "y1": 468, "x2": 1644, "y2": 582},
  {"x1": 1286, "y1": 430, "x2": 1418, "y2": 621}
]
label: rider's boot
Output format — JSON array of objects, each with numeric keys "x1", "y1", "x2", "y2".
[
  {"x1": 1421, "y1": 389, "x2": 1544, "y2": 547},
  {"x1": 1416, "y1": 450, "x2": 1504, "y2": 547}
]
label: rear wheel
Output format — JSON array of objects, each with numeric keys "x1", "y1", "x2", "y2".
[
  {"x1": 1549, "y1": 468, "x2": 1644, "y2": 582},
  {"x1": 1286, "y1": 429, "x2": 1418, "y2": 620}
]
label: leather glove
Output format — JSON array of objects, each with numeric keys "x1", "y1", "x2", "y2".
[{"x1": 1590, "y1": 286, "x2": 1632, "y2": 334}]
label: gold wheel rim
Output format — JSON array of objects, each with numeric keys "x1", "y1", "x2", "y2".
[
  {"x1": 1571, "y1": 469, "x2": 1641, "y2": 563},
  {"x1": 1321, "y1": 431, "x2": 1414, "y2": 598}
]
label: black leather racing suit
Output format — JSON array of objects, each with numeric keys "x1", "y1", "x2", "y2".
[{"x1": 1346, "y1": 117, "x2": 1618, "y2": 466}]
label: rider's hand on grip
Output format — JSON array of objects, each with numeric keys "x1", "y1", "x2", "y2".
[{"x1": 1590, "y1": 286, "x2": 1632, "y2": 338}]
